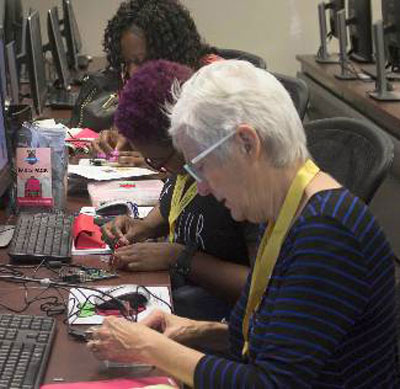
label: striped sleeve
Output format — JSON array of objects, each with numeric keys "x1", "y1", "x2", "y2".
[{"x1": 194, "y1": 216, "x2": 370, "y2": 388}]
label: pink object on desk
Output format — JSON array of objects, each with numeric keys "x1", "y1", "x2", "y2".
[
  {"x1": 66, "y1": 128, "x2": 99, "y2": 150},
  {"x1": 41, "y1": 376, "x2": 177, "y2": 388},
  {"x1": 66, "y1": 128, "x2": 99, "y2": 141},
  {"x1": 72, "y1": 214, "x2": 105, "y2": 250}
]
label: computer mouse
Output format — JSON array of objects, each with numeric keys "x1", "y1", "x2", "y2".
[
  {"x1": 96, "y1": 201, "x2": 132, "y2": 217},
  {"x1": 94, "y1": 285, "x2": 149, "y2": 311}
]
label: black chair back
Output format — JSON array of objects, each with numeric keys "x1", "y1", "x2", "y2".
[
  {"x1": 272, "y1": 72, "x2": 309, "y2": 121},
  {"x1": 211, "y1": 47, "x2": 267, "y2": 69},
  {"x1": 304, "y1": 117, "x2": 394, "y2": 204}
]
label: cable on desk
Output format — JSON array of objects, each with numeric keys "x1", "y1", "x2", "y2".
[
  {"x1": 0, "y1": 272, "x2": 174, "y2": 335},
  {"x1": 139, "y1": 285, "x2": 173, "y2": 314}
]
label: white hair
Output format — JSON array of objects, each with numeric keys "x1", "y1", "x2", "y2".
[{"x1": 167, "y1": 59, "x2": 309, "y2": 167}]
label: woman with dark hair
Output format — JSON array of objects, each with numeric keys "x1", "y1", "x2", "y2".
[
  {"x1": 102, "y1": 59, "x2": 257, "y2": 321},
  {"x1": 92, "y1": 0, "x2": 217, "y2": 156},
  {"x1": 104, "y1": 0, "x2": 209, "y2": 79}
]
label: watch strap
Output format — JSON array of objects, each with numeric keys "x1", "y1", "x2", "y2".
[{"x1": 170, "y1": 243, "x2": 198, "y2": 278}]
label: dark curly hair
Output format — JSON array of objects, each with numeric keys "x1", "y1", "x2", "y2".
[
  {"x1": 115, "y1": 60, "x2": 193, "y2": 144},
  {"x1": 103, "y1": 0, "x2": 208, "y2": 75}
]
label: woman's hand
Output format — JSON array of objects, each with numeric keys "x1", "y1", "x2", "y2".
[
  {"x1": 87, "y1": 316, "x2": 159, "y2": 364},
  {"x1": 90, "y1": 129, "x2": 130, "y2": 156},
  {"x1": 117, "y1": 151, "x2": 145, "y2": 167},
  {"x1": 140, "y1": 310, "x2": 204, "y2": 346},
  {"x1": 102, "y1": 215, "x2": 147, "y2": 245},
  {"x1": 113, "y1": 242, "x2": 184, "y2": 271},
  {"x1": 88, "y1": 315, "x2": 206, "y2": 387}
]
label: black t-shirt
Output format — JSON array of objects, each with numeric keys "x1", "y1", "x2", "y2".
[{"x1": 159, "y1": 175, "x2": 256, "y2": 266}]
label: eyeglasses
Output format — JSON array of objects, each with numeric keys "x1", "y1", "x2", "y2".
[
  {"x1": 144, "y1": 148, "x2": 176, "y2": 173},
  {"x1": 121, "y1": 58, "x2": 146, "y2": 85},
  {"x1": 184, "y1": 131, "x2": 236, "y2": 183}
]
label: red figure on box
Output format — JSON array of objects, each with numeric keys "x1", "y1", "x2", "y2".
[{"x1": 25, "y1": 176, "x2": 42, "y2": 198}]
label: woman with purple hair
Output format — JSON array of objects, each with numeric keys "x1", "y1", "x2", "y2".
[{"x1": 102, "y1": 60, "x2": 257, "y2": 321}]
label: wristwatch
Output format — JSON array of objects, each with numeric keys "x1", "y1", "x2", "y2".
[{"x1": 170, "y1": 243, "x2": 198, "y2": 278}]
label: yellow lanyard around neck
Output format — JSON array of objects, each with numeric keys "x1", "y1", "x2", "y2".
[
  {"x1": 242, "y1": 159, "x2": 320, "y2": 357},
  {"x1": 168, "y1": 174, "x2": 198, "y2": 243}
]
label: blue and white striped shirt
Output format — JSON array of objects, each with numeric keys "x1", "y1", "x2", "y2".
[{"x1": 194, "y1": 188, "x2": 398, "y2": 388}]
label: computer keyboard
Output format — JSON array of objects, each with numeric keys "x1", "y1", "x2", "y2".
[
  {"x1": 0, "y1": 313, "x2": 56, "y2": 389},
  {"x1": 8, "y1": 212, "x2": 74, "y2": 263},
  {"x1": 47, "y1": 89, "x2": 78, "y2": 109}
]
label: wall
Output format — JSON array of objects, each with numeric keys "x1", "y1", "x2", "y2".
[{"x1": 23, "y1": 0, "x2": 382, "y2": 75}]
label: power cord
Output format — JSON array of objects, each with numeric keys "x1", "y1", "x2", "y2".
[{"x1": 0, "y1": 271, "x2": 174, "y2": 341}]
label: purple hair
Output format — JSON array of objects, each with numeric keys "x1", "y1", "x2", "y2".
[{"x1": 115, "y1": 59, "x2": 193, "y2": 144}]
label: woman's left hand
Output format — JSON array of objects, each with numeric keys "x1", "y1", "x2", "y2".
[
  {"x1": 87, "y1": 316, "x2": 159, "y2": 363},
  {"x1": 113, "y1": 242, "x2": 184, "y2": 271}
]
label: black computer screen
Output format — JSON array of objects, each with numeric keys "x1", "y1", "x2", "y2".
[
  {"x1": 62, "y1": 0, "x2": 78, "y2": 70},
  {"x1": 48, "y1": 7, "x2": 70, "y2": 89},
  {"x1": 329, "y1": 0, "x2": 345, "y2": 38},
  {"x1": 0, "y1": 39, "x2": 10, "y2": 198},
  {"x1": 3, "y1": 0, "x2": 23, "y2": 54},
  {"x1": 0, "y1": 33, "x2": 7, "y2": 102},
  {"x1": 26, "y1": 11, "x2": 47, "y2": 115},
  {"x1": 348, "y1": 0, "x2": 373, "y2": 63},
  {"x1": 382, "y1": 0, "x2": 400, "y2": 72},
  {"x1": 6, "y1": 41, "x2": 19, "y2": 104},
  {"x1": 0, "y1": 1, "x2": 5, "y2": 31},
  {"x1": 71, "y1": 2, "x2": 82, "y2": 53}
]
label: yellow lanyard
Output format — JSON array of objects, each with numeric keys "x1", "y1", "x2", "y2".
[
  {"x1": 242, "y1": 159, "x2": 320, "y2": 357},
  {"x1": 168, "y1": 174, "x2": 198, "y2": 243}
]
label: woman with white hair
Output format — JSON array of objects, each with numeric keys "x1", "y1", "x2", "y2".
[{"x1": 88, "y1": 60, "x2": 398, "y2": 387}]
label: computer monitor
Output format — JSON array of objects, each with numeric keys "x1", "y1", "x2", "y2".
[
  {"x1": 62, "y1": 0, "x2": 78, "y2": 70},
  {"x1": 25, "y1": 11, "x2": 48, "y2": 115},
  {"x1": 0, "y1": 32, "x2": 7, "y2": 102},
  {"x1": 2, "y1": 0, "x2": 23, "y2": 55},
  {"x1": 0, "y1": 45, "x2": 11, "y2": 198},
  {"x1": 328, "y1": 0, "x2": 345, "y2": 38},
  {"x1": 382, "y1": 0, "x2": 400, "y2": 72},
  {"x1": 0, "y1": 1, "x2": 5, "y2": 31},
  {"x1": 5, "y1": 41, "x2": 19, "y2": 104},
  {"x1": 347, "y1": 0, "x2": 373, "y2": 63},
  {"x1": 71, "y1": 3, "x2": 82, "y2": 54},
  {"x1": 47, "y1": 7, "x2": 70, "y2": 89}
]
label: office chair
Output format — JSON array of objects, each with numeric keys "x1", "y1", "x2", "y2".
[
  {"x1": 211, "y1": 47, "x2": 267, "y2": 69},
  {"x1": 304, "y1": 117, "x2": 394, "y2": 204},
  {"x1": 272, "y1": 72, "x2": 309, "y2": 121}
]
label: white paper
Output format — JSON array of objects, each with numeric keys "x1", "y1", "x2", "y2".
[
  {"x1": 138, "y1": 206, "x2": 153, "y2": 218},
  {"x1": 71, "y1": 240, "x2": 112, "y2": 256},
  {"x1": 68, "y1": 285, "x2": 172, "y2": 325},
  {"x1": 68, "y1": 159, "x2": 155, "y2": 181}
]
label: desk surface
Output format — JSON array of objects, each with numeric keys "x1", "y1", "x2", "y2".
[
  {"x1": 0, "y1": 195, "x2": 170, "y2": 384},
  {"x1": 296, "y1": 54, "x2": 400, "y2": 141},
  {"x1": 3, "y1": 56, "x2": 171, "y2": 384}
]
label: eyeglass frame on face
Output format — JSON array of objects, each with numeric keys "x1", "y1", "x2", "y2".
[
  {"x1": 121, "y1": 58, "x2": 146, "y2": 85},
  {"x1": 144, "y1": 148, "x2": 176, "y2": 173},
  {"x1": 184, "y1": 131, "x2": 236, "y2": 183}
]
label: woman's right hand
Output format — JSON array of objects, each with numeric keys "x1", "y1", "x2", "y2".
[
  {"x1": 102, "y1": 215, "x2": 146, "y2": 245},
  {"x1": 90, "y1": 129, "x2": 130, "y2": 157}
]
